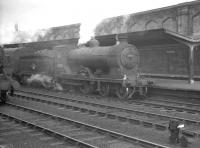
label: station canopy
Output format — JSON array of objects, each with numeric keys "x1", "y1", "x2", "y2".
[
  {"x1": 3, "y1": 38, "x2": 79, "y2": 50},
  {"x1": 95, "y1": 28, "x2": 200, "y2": 47},
  {"x1": 2, "y1": 28, "x2": 200, "y2": 49}
]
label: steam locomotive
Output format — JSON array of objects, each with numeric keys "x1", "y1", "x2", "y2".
[{"x1": 3, "y1": 38, "x2": 151, "y2": 99}]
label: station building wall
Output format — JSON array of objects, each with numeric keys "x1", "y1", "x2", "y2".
[
  {"x1": 139, "y1": 44, "x2": 200, "y2": 76},
  {"x1": 139, "y1": 44, "x2": 188, "y2": 75}
]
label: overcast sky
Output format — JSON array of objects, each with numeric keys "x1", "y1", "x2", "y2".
[{"x1": 0, "y1": 0, "x2": 194, "y2": 44}]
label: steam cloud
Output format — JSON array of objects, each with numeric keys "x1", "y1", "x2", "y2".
[{"x1": 27, "y1": 74, "x2": 63, "y2": 91}]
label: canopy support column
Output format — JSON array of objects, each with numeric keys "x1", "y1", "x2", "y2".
[
  {"x1": 188, "y1": 45, "x2": 195, "y2": 84},
  {"x1": 166, "y1": 30, "x2": 200, "y2": 84}
]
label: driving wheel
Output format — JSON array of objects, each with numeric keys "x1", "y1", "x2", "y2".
[
  {"x1": 99, "y1": 83, "x2": 110, "y2": 97},
  {"x1": 80, "y1": 82, "x2": 92, "y2": 95},
  {"x1": 115, "y1": 85, "x2": 129, "y2": 99}
]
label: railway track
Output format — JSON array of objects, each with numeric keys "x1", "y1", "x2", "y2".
[
  {"x1": 0, "y1": 116, "x2": 69, "y2": 148},
  {"x1": 12, "y1": 89, "x2": 200, "y2": 138},
  {"x1": 18, "y1": 89, "x2": 200, "y2": 116},
  {"x1": 144, "y1": 97, "x2": 200, "y2": 110},
  {"x1": 0, "y1": 102, "x2": 169, "y2": 148},
  {"x1": 130, "y1": 98, "x2": 200, "y2": 115},
  {"x1": 20, "y1": 88, "x2": 200, "y2": 114},
  {"x1": 19, "y1": 88, "x2": 200, "y2": 114}
]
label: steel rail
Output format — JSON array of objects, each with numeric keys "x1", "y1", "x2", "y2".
[
  {"x1": 130, "y1": 100, "x2": 200, "y2": 114},
  {"x1": 18, "y1": 89, "x2": 200, "y2": 114},
  {"x1": 15, "y1": 91, "x2": 200, "y2": 124}
]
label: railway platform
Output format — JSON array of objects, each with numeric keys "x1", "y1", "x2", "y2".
[{"x1": 150, "y1": 78, "x2": 200, "y2": 92}]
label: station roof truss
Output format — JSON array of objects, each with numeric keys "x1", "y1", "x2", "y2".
[{"x1": 164, "y1": 30, "x2": 200, "y2": 47}]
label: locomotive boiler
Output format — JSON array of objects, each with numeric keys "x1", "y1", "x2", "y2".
[
  {"x1": 56, "y1": 39, "x2": 150, "y2": 99},
  {"x1": 68, "y1": 41, "x2": 138, "y2": 81}
]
